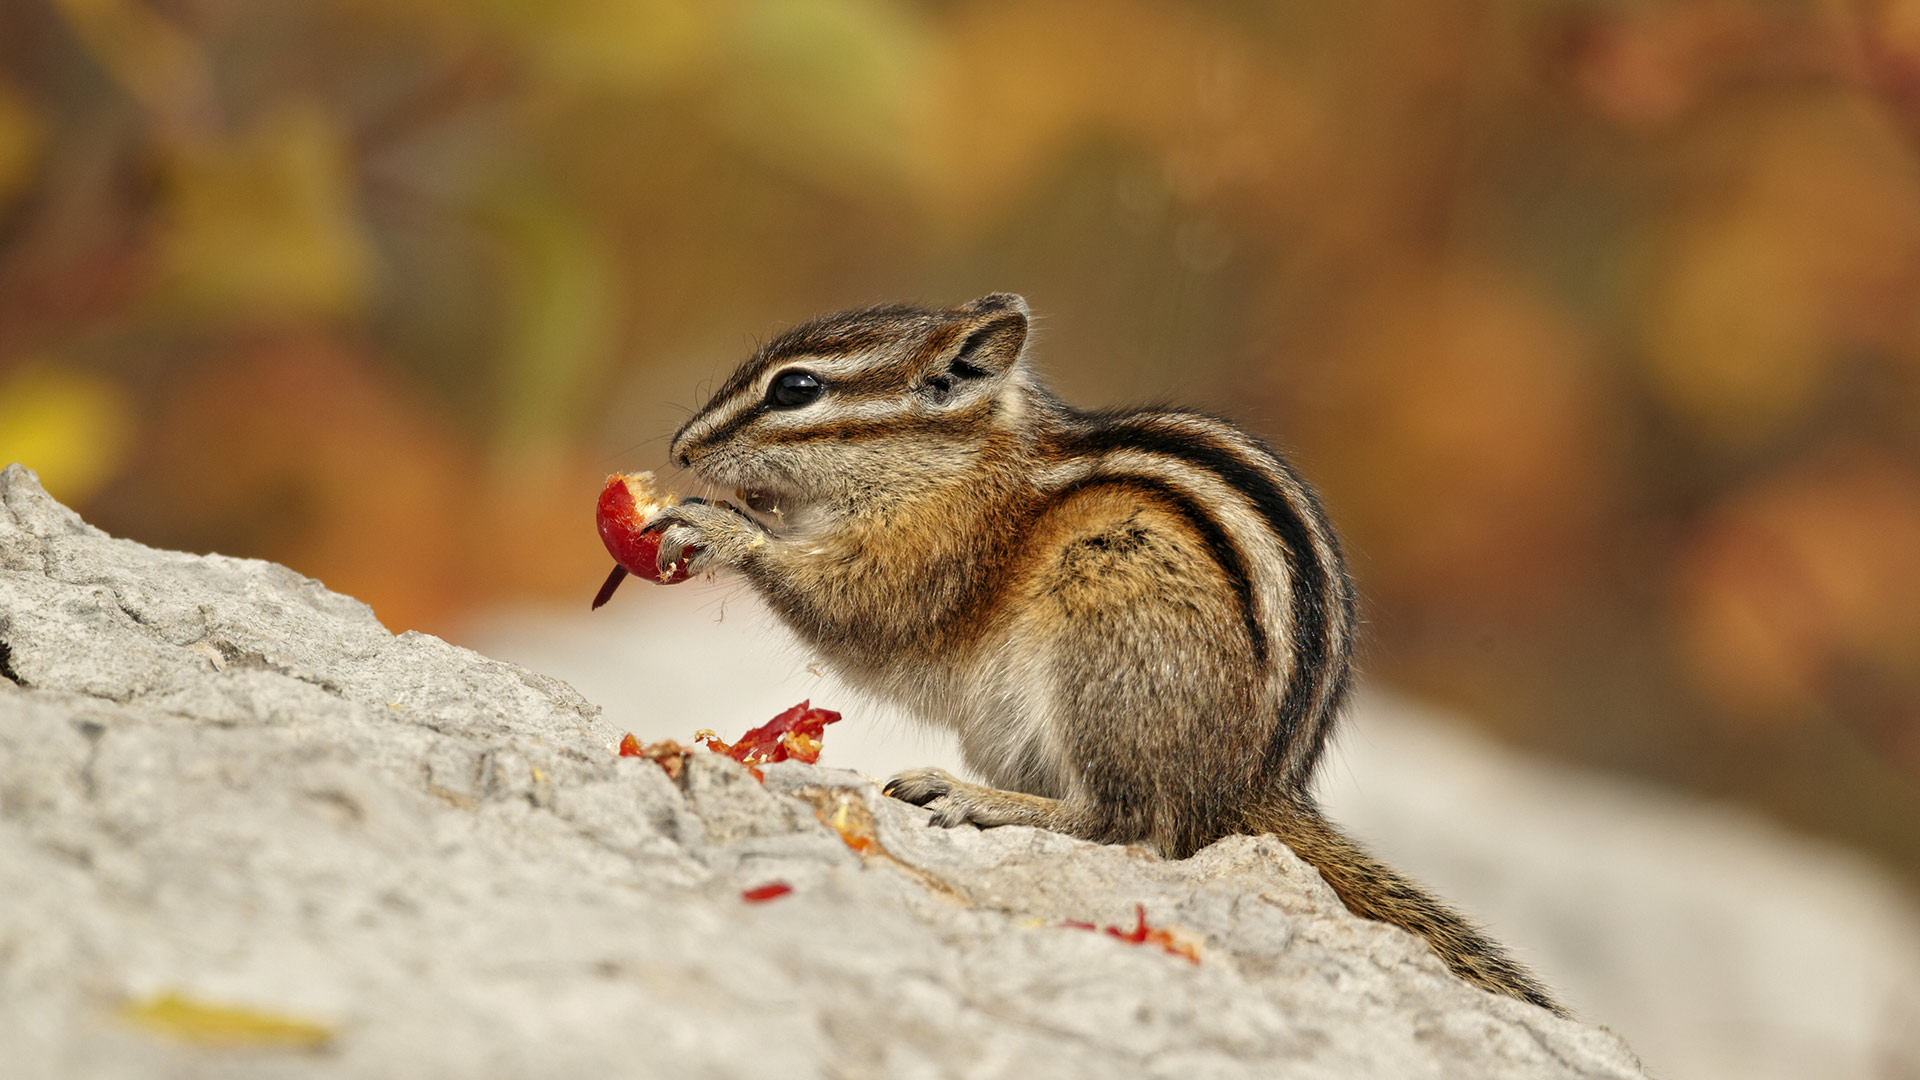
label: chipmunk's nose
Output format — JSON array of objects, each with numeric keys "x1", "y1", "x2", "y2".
[
  {"x1": 666, "y1": 426, "x2": 696, "y2": 469},
  {"x1": 667, "y1": 413, "x2": 716, "y2": 470}
]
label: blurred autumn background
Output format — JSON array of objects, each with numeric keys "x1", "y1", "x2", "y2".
[{"x1": 2, "y1": 0, "x2": 1919, "y2": 892}]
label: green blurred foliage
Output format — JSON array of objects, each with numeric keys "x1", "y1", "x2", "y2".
[{"x1": 2, "y1": 0, "x2": 1919, "y2": 878}]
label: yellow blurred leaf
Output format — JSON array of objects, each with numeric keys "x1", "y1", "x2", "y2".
[
  {"x1": 1641, "y1": 215, "x2": 1829, "y2": 444},
  {"x1": 481, "y1": 0, "x2": 722, "y2": 93},
  {"x1": 1640, "y1": 99, "x2": 1920, "y2": 446},
  {"x1": 915, "y1": 0, "x2": 1312, "y2": 227},
  {"x1": 0, "y1": 80, "x2": 45, "y2": 211},
  {"x1": 156, "y1": 106, "x2": 374, "y2": 320},
  {"x1": 709, "y1": 0, "x2": 932, "y2": 191},
  {"x1": 122, "y1": 992, "x2": 334, "y2": 1050},
  {"x1": 482, "y1": 185, "x2": 614, "y2": 452},
  {"x1": 0, "y1": 364, "x2": 135, "y2": 506},
  {"x1": 51, "y1": 0, "x2": 217, "y2": 132}
]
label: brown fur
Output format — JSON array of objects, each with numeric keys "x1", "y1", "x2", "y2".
[{"x1": 650, "y1": 293, "x2": 1566, "y2": 1015}]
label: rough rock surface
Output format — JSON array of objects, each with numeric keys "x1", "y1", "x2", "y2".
[
  {"x1": 469, "y1": 591, "x2": 1920, "y2": 1080},
  {"x1": 0, "y1": 464, "x2": 1648, "y2": 1079},
  {"x1": 470, "y1": 603, "x2": 1920, "y2": 1080}
]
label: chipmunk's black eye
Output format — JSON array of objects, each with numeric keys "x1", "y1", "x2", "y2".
[{"x1": 767, "y1": 370, "x2": 822, "y2": 409}]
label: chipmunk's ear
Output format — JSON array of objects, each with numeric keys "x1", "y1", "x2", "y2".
[{"x1": 944, "y1": 294, "x2": 1030, "y2": 379}]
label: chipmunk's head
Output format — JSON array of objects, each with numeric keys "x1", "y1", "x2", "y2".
[{"x1": 669, "y1": 293, "x2": 1034, "y2": 526}]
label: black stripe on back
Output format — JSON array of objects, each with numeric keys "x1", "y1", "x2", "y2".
[
  {"x1": 1051, "y1": 473, "x2": 1268, "y2": 666},
  {"x1": 1066, "y1": 414, "x2": 1336, "y2": 776},
  {"x1": 1279, "y1": 462, "x2": 1356, "y2": 782}
]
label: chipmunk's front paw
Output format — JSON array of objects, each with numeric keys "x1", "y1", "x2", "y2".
[
  {"x1": 640, "y1": 499, "x2": 764, "y2": 576},
  {"x1": 883, "y1": 767, "x2": 979, "y2": 829},
  {"x1": 883, "y1": 766, "x2": 955, "y2": 806}
]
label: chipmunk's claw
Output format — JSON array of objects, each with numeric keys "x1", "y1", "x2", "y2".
[
  {"x1": 882, "y1": 766, "x2": 955, "y2": 805},
  {"x1": 885, "y1": 767, "x2": 981, "y2": 829},
  {"x1": 639, "y1": 500, "x2": 764, "y2": 576}
]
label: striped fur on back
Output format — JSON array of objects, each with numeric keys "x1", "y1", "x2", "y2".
[{"x1": 1052, "y1": 408, "x2": 1357, "y2": 790}]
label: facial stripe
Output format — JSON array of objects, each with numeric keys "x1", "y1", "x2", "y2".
[
  {"x1": 774, "y1": 352, "x2": 895, "y2": 380},
  {"x1": 683, "y1": 401, "x2": 765, "y2": 454},
  {"x1": 1064, "y1": 414, "x2": 1342, "y2": 780},
  {"x1": 827, "y1": 363, "x2": 919, "y2": 397},
  {"x1": 756, "y1": 400, "x2": 996, "y2": 445},
  {"x1": 1050, "y1": 473, "x2": 1269, "y2": 665},
  {"x1": 678, "y1": 349, "x2": 931, "y2": 455},
  {"x1": 678, "y1": 357, "x2": 876, "y2": 455},
  {"x1": 700, "y1": 338, "x2": 890, "y2": 413}
]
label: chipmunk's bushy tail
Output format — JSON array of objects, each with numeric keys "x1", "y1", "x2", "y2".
[{"x1": 1251, "y1": 796, "x2": 1566, "y2": 1016}]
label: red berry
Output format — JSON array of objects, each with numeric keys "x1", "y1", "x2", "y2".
[{"x1": 592, "y1": 472, "x2": 697, "y2": 608}]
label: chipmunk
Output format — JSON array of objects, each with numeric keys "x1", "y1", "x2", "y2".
[{"x1": 644, "y1": 293, "x2": 1562, "y2": 1014}]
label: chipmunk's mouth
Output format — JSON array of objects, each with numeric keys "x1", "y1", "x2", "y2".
[
  {"x1": 688, "y1": 446, "x2": 816, "y2": 526},
  {"x1": 732, "y1": 486, "x2": 822, "y2": 534},
  {"x1": 737, "y1": 488, "x2": 783, "y2": 516}
]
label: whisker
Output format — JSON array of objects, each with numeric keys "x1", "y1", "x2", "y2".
[{"x1": 601, "y1": 432, "x2": 673, "y2": 464}]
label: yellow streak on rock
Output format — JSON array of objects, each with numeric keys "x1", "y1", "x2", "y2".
[{"x1": 122, "y1": 993, "x2": 335, "y2": 1050}]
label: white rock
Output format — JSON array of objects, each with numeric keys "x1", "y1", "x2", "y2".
[{"x1": 1319, "y1": 695, "x2": 1920, "y2": 1080}]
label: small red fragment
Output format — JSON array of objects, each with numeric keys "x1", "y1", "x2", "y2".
[
  {"x1": 1108, "y1": 905, "x2": 1153, "y2": 945},
  {"x1": 1060, "y1": 904, "x2": 1200, "y2": 964},
  {"x1": 740, "y1": 882, "x2": 793, "y2": 903},
  {"x1": 592, "y1": 472, "x2": 696, "y2": 609},
  {"x1": 624, "y1": 739, "x2": 698, "y2": 780},
  {"x1": 613, "y1": 702, "x2": 842, "y2": 785},
  {"x1": 698, "y1": 701, "x2": 841, "y2": 768}
]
